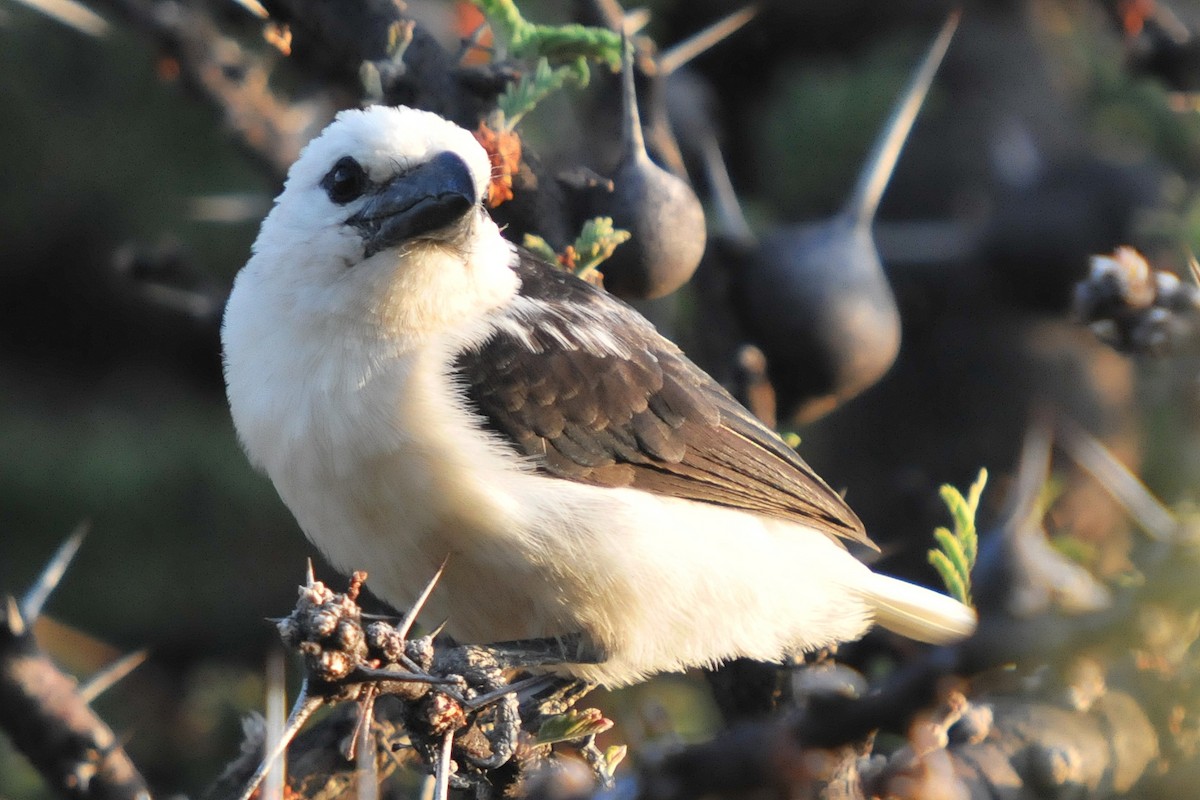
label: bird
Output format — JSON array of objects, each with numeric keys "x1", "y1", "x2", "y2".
[{"x1": 221, "y1": 105, "x2": 976, "y2": 687}]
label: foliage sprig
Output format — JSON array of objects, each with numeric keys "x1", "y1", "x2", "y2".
[
  {"x1": 525, "y1": 217, "x2": 632, "y2": 283},
  {"x1": 498, "y1": 57, "x2": 587, "y2": 130},
  {"x1": 928, "y1": 468, "x2": 987, "y2": 606},
  {"x1": 471, "y1": 0, "x2": 622, "y2": 69}
]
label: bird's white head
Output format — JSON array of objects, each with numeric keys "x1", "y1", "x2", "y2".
[{"x1": 231, "y1": 105, "x2": 516, "y2": 342}]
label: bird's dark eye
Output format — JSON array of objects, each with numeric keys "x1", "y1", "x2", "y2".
[{"x1": 321, "y1": 156, "x2": 368, "y2": 204}]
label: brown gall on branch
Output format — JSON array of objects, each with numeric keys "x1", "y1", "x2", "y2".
[
  {"x1": 228, "y1": 567, "x2": 607, "y2": 800},
  {"x1": 0, "y1": 528, "x2": 152, "y2": 800},
  {"x1": 1072, "y1": 246, "x2": 1200, "y2": 356}
]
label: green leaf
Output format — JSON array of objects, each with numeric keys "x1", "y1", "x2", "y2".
[
  {"x1": 928, "y1": 469, "x2": 988, "y2": 608},
  {"x1": 520, "y1": 23, "x2": 621, "y2": 69},
  {"x1": 604, "y1": 744, "x2": 628, "y2": 773},
  {"x1": 536, "y1": 708, "x2": 614, "y2": 745},
  {"x1": 471, "y1": 0, "x2": 621, "y2": 68},
  {"x1": 966, "y1": 468, "x2": 988, "y2": 516},
  {"x1": 525, "y1": 218, "x2": 631, "y2": 279},
  {"x1": 470, "y1": 0, "x2": 527, "y2": 52}
]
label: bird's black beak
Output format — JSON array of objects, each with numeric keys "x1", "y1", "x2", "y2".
[{"x1": 350, "y1": 151, "x2": 477, "y2": 257}]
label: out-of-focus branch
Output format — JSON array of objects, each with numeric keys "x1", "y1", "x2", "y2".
[
  {"x1": 0, "y1": 531, "x2": 152, "y2": 800},
  {"x1": 88, "y1": 0, "x2": 335, "y2": 177},
  {"x1": 0, "y1": 611, "x2": 150, "y2": 800},
  {"x1": 641, "y1": 650, "x2": 958, "y2": 800}
]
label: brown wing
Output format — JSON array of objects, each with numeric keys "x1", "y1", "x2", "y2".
[{"x1": 450, "y1": 249, "x2": 873, "y2": 548}]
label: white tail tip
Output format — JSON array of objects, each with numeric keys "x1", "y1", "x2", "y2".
[{"x1": 867, "y1": 573, "x2": 978, "y2": 645}]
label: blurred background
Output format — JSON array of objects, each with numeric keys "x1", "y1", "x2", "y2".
[{"x1": 6, "y1": 0, "x2": 1200, "y2": 794}]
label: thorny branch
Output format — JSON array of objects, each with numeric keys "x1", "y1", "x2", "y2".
[
  {"x1": 0, "y1": 529, "x2": 152, "y2": 800},
  {"x1": 219, "y1": 567, "x2": 609, "y2": 800}
]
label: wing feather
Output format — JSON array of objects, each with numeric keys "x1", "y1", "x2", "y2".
[{"x1": 451, "y1": 249, "x2": 872, "y2": 548}]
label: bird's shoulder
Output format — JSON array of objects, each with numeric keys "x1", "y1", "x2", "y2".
[{"x1": 450, "y1": 248, "x2": 872, "y2": 548}]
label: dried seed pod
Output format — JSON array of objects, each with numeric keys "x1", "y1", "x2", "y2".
[
  {"x1": 596, "y1": 40, "x2": 706, "y2": 300},
  {"x1": 735, "y1": 13, "x2": 957, "y2": 423}
]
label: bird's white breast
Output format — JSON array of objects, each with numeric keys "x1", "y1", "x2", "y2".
[{"x1": 221, "y1": 237, "x2": 563, "y2": 636}]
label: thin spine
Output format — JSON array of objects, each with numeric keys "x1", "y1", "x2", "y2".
[
  {"x1": 78, "y1": 649, "x2": 149, "y2": 705},
  {"x1": 657, "y1": 5, "x2": 759, "y2": 75},
  {"x1": 844, "y1": 10, "x2": 959, "y2": 228},
  {"x1": 396, "y1": 559, "x2": 448, "y2": 641},
  {"x1": 235, "y1": 682, "x2": 325, "y2": 800},
  {"x1": 1059, "y1": 418, "x2": 1177, "y2": 541},
  {"x1": 433, "y1": 730, "x2": 454, "y2": 800},
  {"x1": 21, "y1": 522, "x2": 88, "y2": 623},
  {"x1": 262, "y1": 650, "x2": 287, "y2": 800}
]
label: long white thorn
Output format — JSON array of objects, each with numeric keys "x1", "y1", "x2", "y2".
[
  {"x1": 230, "y1": 0, "x2": 269, "y2": 19},
  {"x1": 5, "y1": 597, "x2": 26, "y2": 637},
  {"x1": 78, "y1": 649, "x2": 149, "y2": 704},
  {"x1": 236, "y1": 681, "x2": 324, "y2": 800},
  {"x1": 1059, "y1": 418, "x2": 1177, "y2": 541},
  {"x1": 356, "y1": 690, "x2": 379, "y2": 800},
  {"x1": 699, "y1": 133, "x2": 754, "y2": 245},
  {"x1": 593, "y1": 0, "x2": 625, "y2": 30},
  {"x1": 844, "y1": 9, "x2": 959, "y2": 228},
  {"x1": 433, "y1": 731, "x2": 454, "y2": 800},
  {"x1": 262, "y1": 651, "x2": 287, "y2": 800},
  {"x1": 396, "y1": 559, "x2": 448, "y2": 641},
  {"x1": 1007, "y1": 416, "x2": 1054, "y2": 533},
  {"x1": 658, "y1": 5, "x2": 759, "y2": 75},
  {"x1": 9, "y1": 0, "x2": 109, "y2": 36},
  {"x1": 21, "y1": 522, "x2": 89, "y2": 623}
]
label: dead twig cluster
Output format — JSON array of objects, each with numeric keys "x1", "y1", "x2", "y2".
[{"x1": 221, "y1": 564, "x2": 614, "y2": 800}]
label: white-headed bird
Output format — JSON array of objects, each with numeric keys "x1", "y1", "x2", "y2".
[{"x1": 222, "y1": 105, "x2": 975, "y2": 687}]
